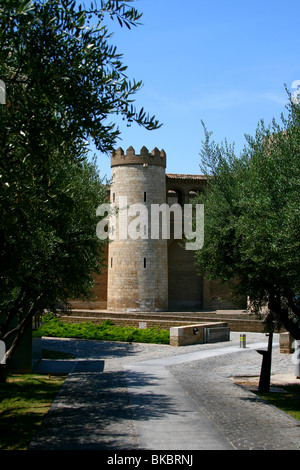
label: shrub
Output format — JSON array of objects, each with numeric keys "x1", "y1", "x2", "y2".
[{"x1": 33, "y1": 316, "x2": 170, "y2": 345}]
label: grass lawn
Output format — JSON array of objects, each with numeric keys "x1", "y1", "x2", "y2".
[
  {"x1": 0, "y1": 373, "x2": 66, "y2": 450},
  {"x1": 256, "y1": 385, "x2": 300, "y2": 422}
]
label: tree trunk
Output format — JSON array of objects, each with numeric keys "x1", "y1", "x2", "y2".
[
  {"x1": 268, "y1": 288, "x2": 300, "y2": 340},
  {"x1": 0, "y1": 364, "x2": 6, "y2": 383},
  {"x1": 280, "y1": 308, "x2": 300, "y2": 340}
]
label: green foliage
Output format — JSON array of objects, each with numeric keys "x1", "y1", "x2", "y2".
[
  {"x1": 0, "y1": 154, "x2": 108, "y2": 358},
  {"x1": 0, "y1": 373, "x2": 65, "y2": 450},
  {"x1": 256, "y1": 385, "x2": 300, "y2": 422},
  {"x1": 33, "y1": 316, "x2": 170, "y2": 344},
  {"x1": 0, "y1": 0, "x2": 161, "y2": 363},
  {"x1": 196, "y1": 98, "x2": 300, "y2": 337},
  {"x1": 0, "y1": 0, "x2": 161, "y2": 156}
]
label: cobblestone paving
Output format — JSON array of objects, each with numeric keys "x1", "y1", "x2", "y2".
[
  {"x1": 29, "y1": 332, "x2": 300, "y2": 450},
  {"x1": 169, "y1": 349, "x2": 300, "y2": 450}
]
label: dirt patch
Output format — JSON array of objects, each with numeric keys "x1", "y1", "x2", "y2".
[
  {"x1": 231, "y1": 375, "x2": 261, "y2": 392},
  {"x1": 232, "y1": 374, "x2": 300, "y2": 392}
]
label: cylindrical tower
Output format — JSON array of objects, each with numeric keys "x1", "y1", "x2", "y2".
[{"x1": 107, "y1": 146, "x2": 168, "y2": 311}]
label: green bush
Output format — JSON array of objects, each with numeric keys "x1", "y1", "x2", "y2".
[{"x1": 33, "y1": 316, "x2": 170, "y2": 345}]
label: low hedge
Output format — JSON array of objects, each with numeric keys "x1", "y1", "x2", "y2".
[{"x1": 33, "y1": 314, "x2": 170, "y2": 345}]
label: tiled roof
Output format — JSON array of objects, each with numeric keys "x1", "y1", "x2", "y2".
[{"x1": 166, "y1": 173, "x2": 207, "y2": 180}]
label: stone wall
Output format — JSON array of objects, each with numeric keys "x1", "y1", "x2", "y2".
[
  {"x1": 107, "y1": 148, "x2": 168, "y2": 311},
  {"x1": 280, "y1": 332, "x2": 295, "y2": 353},
  {"x1": 61, "y1": 309, "x2": 267, "y2": 333},
  {"x1": 71, "y1": 146, "x2": 243, "y2": 314},
  {"x1": 168, "y1": 240, "x2": 203, "y2": 310},
  {"x1": 170, "y1": 322, "x2": 229, "y2": 346},
  {"x1": 69, "y1": 244, "x2": 108, "y2": 310}
]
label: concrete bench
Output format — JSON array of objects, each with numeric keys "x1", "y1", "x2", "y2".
[
  {"x1": 204, "y1": 326, "x2": 230, "y2": 344},
  {"x1": 170, "y1": 322, "x2": 230, "y2": 347}
]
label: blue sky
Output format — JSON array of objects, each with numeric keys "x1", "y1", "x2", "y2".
[{"x1": 94, "y1": 0, "x2": 300, "y2": 180}]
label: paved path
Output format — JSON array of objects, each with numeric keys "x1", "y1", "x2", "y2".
[{"x1": 28, "y1": 332, "x2": 300, "y2": 451}]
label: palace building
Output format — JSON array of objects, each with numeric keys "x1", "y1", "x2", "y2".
[{"x1": 71, "y1": 146, "x2": 239, "y2": 313}]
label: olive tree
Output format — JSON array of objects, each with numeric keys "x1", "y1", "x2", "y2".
[
  {"x1": 196, "y1": 96, "x2": 300, "y2": 339},
  {"x1": 0, "y1": 0, "x2": 161, "y2": 372}
]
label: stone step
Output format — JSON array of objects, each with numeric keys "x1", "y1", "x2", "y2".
[
  {"x1": 60, "y1": 309, "x2": 266, "y2": 333},
  {"x1": 68, "y1": 309, "x2": 256, "y2": 320}
]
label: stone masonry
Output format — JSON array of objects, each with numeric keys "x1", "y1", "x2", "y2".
[
  {"x1": 107, "y1": 146, "x2": 168, "y2": 311},
  {"x1": 71, "y1": 146, "x2": 242, "y2": 313}
]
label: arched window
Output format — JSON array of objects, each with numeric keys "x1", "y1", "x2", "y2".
[
  {"x1": 167, "y1": 189, "x2": 183, "y2": 206},
  {"x1": 188, "y1": 189, "x2": 201, "y2": 203}
]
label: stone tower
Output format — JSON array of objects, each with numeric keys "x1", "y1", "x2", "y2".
[{"x1": 107, "y1": 146, "x2": 168, "y2": 311}]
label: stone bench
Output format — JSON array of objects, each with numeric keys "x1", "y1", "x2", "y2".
[{"x1": 170, "y1": 322, "x2": 230, "y2": 347}]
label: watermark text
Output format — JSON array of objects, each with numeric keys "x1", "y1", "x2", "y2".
[{"x1": 96, "y1": 197, "x2": 204, "y2": 251}]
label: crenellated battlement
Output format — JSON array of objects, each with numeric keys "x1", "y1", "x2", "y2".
[{"x1": 111, "y1": 146, "x2": 166, "y2": 168}]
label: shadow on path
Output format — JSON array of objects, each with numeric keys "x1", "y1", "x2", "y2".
[{"x1": 29, "y1": 361, "x2": 178, "y2": 450}]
